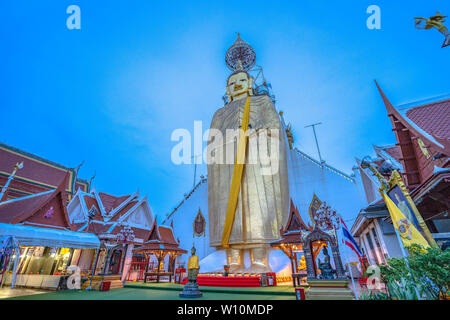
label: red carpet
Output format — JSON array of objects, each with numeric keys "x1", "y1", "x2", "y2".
[{"x1": 181, "y1": 275, "x2": 261, "y2": 287}]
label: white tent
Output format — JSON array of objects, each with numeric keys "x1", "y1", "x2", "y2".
[{"x1": 0, "y1": 223, "x2": 100, "y2": 249}]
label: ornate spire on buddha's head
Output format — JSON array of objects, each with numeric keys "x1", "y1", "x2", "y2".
[
  {"x1": 225, "y1": 34, "x2": 256, "y2": 102},
  {"x1": 225, "y1": 33, "x2": 256, "y2": 72}
]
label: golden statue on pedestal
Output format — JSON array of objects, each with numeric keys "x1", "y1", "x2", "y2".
[
  {"x1": 207, "y1": 34, "x2": 290, "y2": 274},
  {"x1": 179, "y1": 246, "x2": 202, "y2": 298},
  {"x1": 187, "y1": 246, "x2": 200, "y2": 281}
]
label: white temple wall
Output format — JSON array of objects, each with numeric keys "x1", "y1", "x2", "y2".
[
  {"x1": 163, "y1": 181, "x2": 215, "y2": 267},
  {"x1": 287, "y1": 149, "x2": 367, "y2": 228}
]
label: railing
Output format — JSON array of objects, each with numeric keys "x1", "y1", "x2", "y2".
[{"x1": 127, "y1": 261, "x2": 149, "y2": 281}]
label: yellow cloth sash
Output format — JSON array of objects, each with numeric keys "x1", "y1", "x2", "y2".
[{"x1": 221, "y1": 96, "x2": 251, "y2": 247}]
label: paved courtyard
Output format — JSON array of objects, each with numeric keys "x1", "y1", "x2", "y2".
[
  {"x1": 0, "y1": 287, "x2": 47, "y2": 299},
  {"x1": 3, "y1": 286, "x2": 296, "y2": 300}
]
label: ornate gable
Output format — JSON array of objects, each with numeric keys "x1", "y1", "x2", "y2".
[
  {"x1": 281, "y1": 199, "x2": 311, "y2": 235},
  {"x1": 147, "y1": 217, "x2": 160, "y2": 242}
]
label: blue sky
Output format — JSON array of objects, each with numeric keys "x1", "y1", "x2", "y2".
[{"x1": 1, "y1": 1, "x2": 449, "y2": 218}]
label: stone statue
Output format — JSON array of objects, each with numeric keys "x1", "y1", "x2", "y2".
[
  {"x1": 207, "y1": 34, "x2": 290, "y2": 274},
  {"x1": 318, "y1": 247, "x2": 335, "y2": 280},
  {"x1": 179, "y1": 246, "x2": 202, "y2": 298}
]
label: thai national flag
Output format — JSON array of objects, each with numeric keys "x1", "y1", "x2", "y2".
[{"x1": 340, "y1": 217, "x2": 363, "y2": 259}]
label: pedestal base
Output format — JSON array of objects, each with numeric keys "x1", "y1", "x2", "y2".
[{"x1": 179, "y1": 280, "x2": 203, "y2": 298}]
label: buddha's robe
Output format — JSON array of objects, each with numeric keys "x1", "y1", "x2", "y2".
[
  {"x1": 207, "y1": 95, "x2": 290, "y2": 248},
  {"x1": 188, "y1": 255, "x2": 199, "y2": 270},
  {"x1": 187, "y1": 255, "x2": 199, "y2": 281}
]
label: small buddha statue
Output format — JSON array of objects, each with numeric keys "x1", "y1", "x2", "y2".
[
  {"x1": 297, "y1": 255, "x2": 306, "y2": 271},
  {"x1": 318, "y1": 247, "x2": 336, "y2": 280},
  {"x1": 187, "y1": 246, "x2": 200, "y2": 281},
  {"x1": 179, "y1": 246, "x2": 202, "y2": 298}
]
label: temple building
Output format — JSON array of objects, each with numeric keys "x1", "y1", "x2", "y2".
[
  {"x1": 351, "y1": 84, "x2": 450, "y2": 264},
  {"x1": 132, "y1": 218, "x2": 186, "y2": 283},
  {"x1": 0, "y1": 143, "x2": 162, "y2": 290},
  {"x1": 66, "y1": 188, "x2": 155, "y2": 288},
  {"x1": 0, "y1": 172, "x2": 99, "y2": 289}
]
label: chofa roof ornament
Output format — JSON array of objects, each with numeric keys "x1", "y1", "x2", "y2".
[{"x1": 225, "y1": 33, "x2": 256, "y2": 72}]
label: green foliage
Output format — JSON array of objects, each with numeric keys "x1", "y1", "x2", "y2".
[
  {"x1": 386, "y1": 278, "x2": 419, "y2": 300},
  {"x1": 378, "y1": 245, "x2": 450, "y2": 300},
  {"x1": 407, "y1": 244, "x2": 450, "y2": 300},
  {"x1": 359, "y1": 290, "x2": 391, "y2": 300}
]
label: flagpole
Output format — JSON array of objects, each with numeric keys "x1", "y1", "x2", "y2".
[
  {"x1": 343, "y1": 243, "x2": 359, "y2": 299},
  {"x1": 337, "y1": 217, "x2": 358, "y2": 300},
  {"x1": 361, "y1": 158, "x2": 424, "y2": 300},
  {"x1": 380, "y1": 190, "x2": 422, "y2": 300}
]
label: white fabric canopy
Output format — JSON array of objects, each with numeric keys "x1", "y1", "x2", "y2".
[{"x1": 0, "y1": 223, "x2": 100, "y2": 249}]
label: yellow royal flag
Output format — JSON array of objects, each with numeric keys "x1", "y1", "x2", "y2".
[{"x1": 381, "y1": 192, "x2": 430, "y2": 249}]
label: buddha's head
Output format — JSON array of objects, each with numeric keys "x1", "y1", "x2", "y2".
[
  {"x1": 226, "y1": 71, "x2": 253, "y2": 102},
  {"x1": 191, "y1": 246, "x2": 196, "y2": 255}
]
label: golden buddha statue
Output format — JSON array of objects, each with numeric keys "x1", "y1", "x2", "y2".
[
  {"x1": 180, "y1": 246, "x2": 202, "y2": 298},
  {"x1": 297, "y1": 255, "x2": 306, "y2": 271},
  {"x1": 207, "y1": 34, "x2": 290, "y2": 274},
  {"x1": 187, "y1": 246, "x2": 200, "y2": 281}
]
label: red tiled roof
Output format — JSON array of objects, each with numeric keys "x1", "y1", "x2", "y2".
[
  {"x1": 0, "y1": 172, "x2": 72, "y2": 229},
  {"x1": 0, "y1": 142, "x2": 88, "y2": 196},
  {"x1": 158, "y1": 226, "x2": 178, "y2": 245},
  {"x1": 133, "y1": 218, "x2": 185, "y2": 253},
  {"x1": 70, "y1": 192, "x2": 151, "y2": 244},
  {"x1": 383, "y1": 145, "x2": 402, "y2": 162},
  {"x1": 108, "y1": 200, "x2": 138, "y2": 222},
  {"x1": 405, "y1": 99, "x2": 450, "y2": 140},
  {"x1": 83, "y1": 195, "x2": 102, "y2": 220},
  {"x1": 141, "y1": 218, "x2": 179, "y2": 245},
  {"x1": 98, "y1": 192, "x2": 130, "y2": 213},
  {"x1": 0, "y1": 192, "x2": 54, "y2": 224}
]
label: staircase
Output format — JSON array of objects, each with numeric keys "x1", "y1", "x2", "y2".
[{"x1": 305, "y1": 280, "x2": 354, "y2": 300}]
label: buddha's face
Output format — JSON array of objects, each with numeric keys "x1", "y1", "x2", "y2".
[{"x1": 227, "y1": 72, "x2": 251, "y2": 99}]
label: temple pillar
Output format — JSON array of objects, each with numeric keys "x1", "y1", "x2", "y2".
[
  {"x1": 120, "y1": 244, "x2": 134, "y2": 283},
  {"x1": 304, "y1": 243, "x2": 316, "y2": 280}
]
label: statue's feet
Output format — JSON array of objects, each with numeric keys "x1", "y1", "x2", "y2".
[
  {"x1": 229, "y1": 264, "x2": 246, "y2": 274},
  {"x1": 246, "y1": 262, "x2": 271, "y2": 274}
]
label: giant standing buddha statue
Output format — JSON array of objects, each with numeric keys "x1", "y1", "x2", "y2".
[{"x1": 207, "y1": 34, "x2": 290, "y2": 273}]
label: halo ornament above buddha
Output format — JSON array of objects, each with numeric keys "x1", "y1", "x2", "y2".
[{"x1": 225, "y1": 33, "x2": 256, "y2": 72}]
